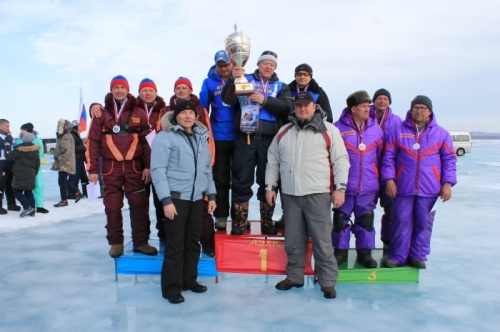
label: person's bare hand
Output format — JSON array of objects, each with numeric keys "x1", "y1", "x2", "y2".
[
  {"x1": 386, "y1": 179, "x2": 397, "y2": 198},
  {"x1": 332, "y1": 190, "x2": 345, "y2": 209},
  {"x1": 164, "y1": 204, "x2": 177, "y2": 220}
]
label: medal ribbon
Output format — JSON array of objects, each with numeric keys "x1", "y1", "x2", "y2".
[
  {"x1": 146, "y1": 102, "x2": 157, "y2": 120},
  {"x1": 350, "y1": 115, "x2": 366, "y2": 144},
  {"x1": 259, "y1": 77, "x2": 270, "y2": 96},
  {"x1": 113, "y1": 98, "x2": 128, "y2": 124},
  {"x1": 378, "y1": 109, "x2": 388, "y2": 128},
  {"x1": 296, "y1": 84, "x2": 309, "y2": 93}
]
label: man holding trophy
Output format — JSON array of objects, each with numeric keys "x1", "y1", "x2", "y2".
[{"x1": 222, "y1": 27, "x2": 293, "y2": 236}]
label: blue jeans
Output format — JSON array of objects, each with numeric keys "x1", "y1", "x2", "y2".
[{"x1": 13, "y1": 189, "x2": 35, "y2": 209}]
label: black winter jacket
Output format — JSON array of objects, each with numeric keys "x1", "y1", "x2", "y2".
[
  {"x1": 70, "y1": 130, "x2": 86, "y2": 163},
  {"x1": 5, "y1": 143, "x2": 41, "y2": 190}
]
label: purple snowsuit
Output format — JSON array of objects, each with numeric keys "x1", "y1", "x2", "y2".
[
  {"x1": 381, "y1": 110, "x2": 457, "y2": 265},
  {"x1": 332, "y1": 108, "x2": 384, "y2": 250},
  {"x1": 369, "y1": 105, "x2": 403, "y2": 245}
]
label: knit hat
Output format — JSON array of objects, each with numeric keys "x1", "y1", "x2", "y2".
[
  {"x1": 214, "y1": 50, "x2": 229, "y2": 64},
  {"x1": 373, "y1": 88, "x2": 392, "y2": 104},
  {"x1": 138, "y1": 78, "x2": 157, "y2": 92},
  {"x1": 20, "y1": 122, "x2": 34, "y2": 133},
  {"x1": 71, "y1": 120, "x2": 80, "y2": 128},
  {"x1": 257, "y1": 50, "x2": 278, "y2": 67},
  {"x1": 346, "y1": 90, "x2": 372, "y2": 109},
  {"x1": 294, "y1": 92, "x2": 314, "y2": 104},
  {"x1": 174, "y1": 77, "x2": 193, "y2": 91},
  {"x1": 295, "y1": 63, "x2": 313, "y2": 77},
  {"x1": 22, "y1": 132, "x2": 35, "y2": 143},
  {"x1": 110, "y1": 75, "x2": 129, "y2": 91},
  {"x1": 173, "y1": 100, "x2": 198, "y2": 119},
  {"x1": 411, "y1": 95, "x2": 433, "y2": 112}
]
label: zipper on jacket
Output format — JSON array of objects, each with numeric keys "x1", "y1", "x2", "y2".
[
  {"x1": 184, "y1": 132, "x2": 198, "y2": 201},
  {"x1": 357, "y1": 151, "x2": 363, "y2": 195}
]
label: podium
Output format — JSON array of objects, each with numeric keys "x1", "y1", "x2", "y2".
[
  {"x1": 114, "y1": 240, "x2": 217, "y2": 281},
  {"x1": 215, "y1": 221, "x2": 419, "y2": 283}
]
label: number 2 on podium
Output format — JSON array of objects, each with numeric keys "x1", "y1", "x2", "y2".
[{"x1": 259, "y1": 249, "x2": 268, "y2": 271}]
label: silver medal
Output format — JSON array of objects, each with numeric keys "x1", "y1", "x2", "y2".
[
  {"x1": 359, "y1": 143, "x2": 366, "y2": 151},
  {"x1": 413, "y1": 143, "x2": 420, "y2": 150},
  {"x1": 113, "y1": 125, "x2": 120, "y2": 133}
]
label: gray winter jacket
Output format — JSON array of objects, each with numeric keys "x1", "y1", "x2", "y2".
[
  {"x1": 151, "y1": 111, "x2": 216, "y2": 206},
  {"x1": 266, "y1": 107, "x2": 350, "y2": 196}
]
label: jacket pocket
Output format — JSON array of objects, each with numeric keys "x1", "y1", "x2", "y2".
[
  {"x1": 371, "y1": 163, "x2": 379, "y2": 179},
  {"x1": 132, "y1": 160, "x2": 143, "y2": 174},
  {"x1": 396, "y1": 164, "x2": 404, "y2": 179},
  {"x1": 432, "y1": 165, "x2": 441, "y2": 183},
  {"x1": 102, "y1": 160, "x2": 114, "y2": 176}
]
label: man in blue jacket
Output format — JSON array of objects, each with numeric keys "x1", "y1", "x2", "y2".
[
  {"x1": 0, "y1": 119, "x2": 21, "y2": 214},
  {"x1": 199, "y1": 50, "x2": 235, "y2": 234},
  {"x1": 222, "y1": 51, "x2": 294, "y2": 235}
]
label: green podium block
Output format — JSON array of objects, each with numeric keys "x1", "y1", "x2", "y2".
[{"x1": 336, "y1": 249, "x2": 420, "y2": 283}]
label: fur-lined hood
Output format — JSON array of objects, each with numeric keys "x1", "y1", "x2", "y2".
[
  {"x1": 160, "y1": 111, "x2": 207, "y2": 134},
  {"x1": 15, "y1": 143, "x2": 41, "y2": 152},
  {"x1": 104, "y1": 93, "x2": 138, "y2": 115},
  {"x1": 56, "y1": 119, "x2": 73, "y2": 136},
  {"x1": 137, "y1": 95, "x2": 166, "y2": 112}
]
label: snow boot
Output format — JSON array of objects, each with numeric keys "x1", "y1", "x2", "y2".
[
  {"x1": 260, "y1": 201, "x2": 277, "y2": 235},
  {"x1": 334, "y1": 249, "x2": 348, "y2": 266},
  {"x1": 231, "y1": 202, "x2": 248, "y2": 235},
  {"x1": 356, "y1": 249, "x2": 377, "y2": 268},
  {"x1": 109, "y1": 244, "x2": 124, "y2": 258}
]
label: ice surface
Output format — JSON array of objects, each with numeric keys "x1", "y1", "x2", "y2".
[{"x1": 1, "y1": 141, "x2": 499, "y2": 331}]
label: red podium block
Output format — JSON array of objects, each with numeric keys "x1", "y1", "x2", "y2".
[{"x1": 215, "y1": 221, "x2": 314, "y2": 275}]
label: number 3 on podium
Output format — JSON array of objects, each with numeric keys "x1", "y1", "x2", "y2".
[{"x1": 259, "y1": 249, "x2": 268, "y2": 272}]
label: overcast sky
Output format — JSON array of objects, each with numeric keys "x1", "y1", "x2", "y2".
[{"x1": 1, "y1": 0, "x2": 499, "y2": 137}]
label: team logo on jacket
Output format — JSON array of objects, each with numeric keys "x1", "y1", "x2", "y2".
[
  {"x1": 132, "y1": 117, "x2": 141, "y2": 123},
  {"x1": 400, "y1": 133, "x2": 415, "y2": 139}
]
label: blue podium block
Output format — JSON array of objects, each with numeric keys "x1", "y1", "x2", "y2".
[{"x1": 114, "y1": 240, "x2": 218, "y2": 280}]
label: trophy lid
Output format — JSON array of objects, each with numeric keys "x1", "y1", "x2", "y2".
[{"x1": 225, "y1": 24, "x2": 251, "y2": 67}]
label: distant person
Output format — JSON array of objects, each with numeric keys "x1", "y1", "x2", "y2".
[
  {"x1": 15, "y1": 123, "x2": 49, "y2": 213},
  {"x1": 51, "y1": 119, "x2": 83, "y2": 207},
  {"x1": 68, "y1": 120, "x2": 89, "y2": 199},
  {"x1": 0, "y1": 119, "x2": 21, "y2": 214},
  {"x1": 265, "y1": 92, "x2": 349, "y2": 299},
  {"x1": 332, "y1": 91, "x2": 383, "y2": 268},
  {"x1": 5, "y1": 132, "x2": 40, "y2": 217},
  {"x1": 382, "y1": 96, "x2": 457, "y2": 269},
  {"x1": 222, "y1": 50, "x2": 294, "y2": 235},
  {"x1": 87, "y1": 75, "x2": 157, "y2": 258},
  {"x1": 151, "y1": 100, "x2": 216, "y2": 304},
  {"x1": 370, "y1": 89, "x2": 402, "y2": 253},
  {"x1": 199, "y1": 51, "x2": 236, "y2": 233}
]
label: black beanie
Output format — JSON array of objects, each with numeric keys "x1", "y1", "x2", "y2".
[
  {"x1": 373, "y1": 88, "x2": 392, "y2": 104},
  {"x1": 295, "y1": 63, "x2": 313, "y2": 77},
  {"x1": 173, "y1": 100, "x2": 198, "y2": 119},
  {"x1": 20, "y1": 122, "x2": 34, "y2": 133},
  {"x1": 411, "y1": 95, "x2": 433, "y2": 112}
]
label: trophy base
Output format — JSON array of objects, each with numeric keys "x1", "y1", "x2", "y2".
[{"x1": 234, "y1": 82, "x2": 255, "y2": 96}]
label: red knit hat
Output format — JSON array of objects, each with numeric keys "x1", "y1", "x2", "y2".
[
  {"x1": 110, "y1": 75, "x2": 129, "y2": 91},
  {"x1": 174, "y1": 77, "x2": 193, "y2": 91},
  {"x1": 138, "y1": 78, "x2": 157, "y2": 92}
]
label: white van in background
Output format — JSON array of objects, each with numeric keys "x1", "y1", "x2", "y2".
[
  {"x1": 42, "y1": 138, "x2": 57, "y2": 154},
  {"x1": 449, "y1": 131, "x2": 471, "y2": 156}
]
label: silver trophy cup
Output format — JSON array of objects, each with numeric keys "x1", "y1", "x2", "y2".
[{"x1": 225, "y1": 24, "x2": 254, "y2": 95}]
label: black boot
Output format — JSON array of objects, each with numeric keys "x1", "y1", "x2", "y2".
[
  {"x1": 274, "y1": 216, "x2": 285, "y2": 228},
  {"x1": 0, "y1": 198, "x2": 7, "y2": 214},
  {"x1": 8, "y1": 204, "x2": 21, "y2": 211},
  {"x1": 260, "y1": 201, "x2": 277, "y2": 235},
  {"x1": 231, "y1": 202, "x2": 248, "y2": 235},
  {"x1": 334, "y1": 249, "x2": 348, "y2": 266},
  {"x1": 356, "y1": 249, "x2": 377, "y2": 268}
]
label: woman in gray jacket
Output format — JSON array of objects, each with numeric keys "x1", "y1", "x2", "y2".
[{"x1": 151, "y1": 100, "x2": 216, "y2": 304}]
